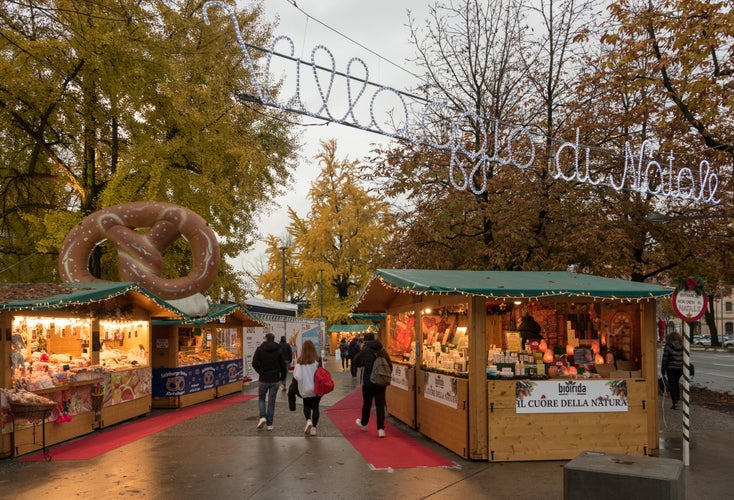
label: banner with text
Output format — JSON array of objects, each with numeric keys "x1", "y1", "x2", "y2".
[
  {"x1": 422, "y1": 371, "x2": 459, "y2": 409},
  {"x1": 515, "y1": 379, "x2": 628, "y2": 414}
]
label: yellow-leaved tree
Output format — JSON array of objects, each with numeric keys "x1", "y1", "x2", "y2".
[{"x1": 257, "y1": 139, "x2": 394, "y2": 324}]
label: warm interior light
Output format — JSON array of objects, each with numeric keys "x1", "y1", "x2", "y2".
[
  {"x1": 594, "y1": 354, "x2": 604, "y2": 364},
  {"x1": 566, "y1": 344, "x2": 575, "y2": 356},
  {"x1": 513, "y1": 300, "x2": 522, "y2": 305},
  {"x1": 424, "y1": 308, "x2": 432, "y2": 314},
  {"x1": 543, "y1": 349, "x2": 554, "y2": 363},
  {"x1": 567, "y1": 366, "x2": 578, "y2": 375},
  {"x1": 538, "y1": 340, "x2": 548, "y2": 352},
  {"x1": 591, "y1": 340, "x2": 600, "y2": 354}
]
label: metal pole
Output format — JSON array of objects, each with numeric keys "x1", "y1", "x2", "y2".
[
  {"x1": 682, "y1": 322, "x2": 692, "y2": 466},
  {"x1": 279, "y1": 246, "x2": 287, "y2": 302},
  {"x1": 320, "y1": 269, "x2": 324, "y2": 317}
]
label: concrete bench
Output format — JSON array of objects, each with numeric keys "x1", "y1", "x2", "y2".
[{"x1": 564, "y1": 451, "x2": 684, "y2": 500}]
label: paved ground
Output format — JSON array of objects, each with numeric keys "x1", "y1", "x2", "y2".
[{"x1": 1, "y1": 358, "x2": 733, "y2": 499}]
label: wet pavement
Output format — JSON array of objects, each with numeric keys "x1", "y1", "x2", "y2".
[{"x1": 1, "y1": 358, "x2": 733, "y2": 499}]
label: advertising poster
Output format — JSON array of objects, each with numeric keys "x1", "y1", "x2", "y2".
[
  {"x1": 390, "y1": 364, "x2": 409, "y2": 390},
  {"x1": 422, "y1": 371, "x2": 458, "y2": 409},
  {"x1": 515, "y1": 379, "x2": 628, "y2": 414}
]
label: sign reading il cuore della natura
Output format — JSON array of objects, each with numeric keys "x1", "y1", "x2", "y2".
[{"x1": 515, "y1": 380, "x2": 629, "y2": 414}]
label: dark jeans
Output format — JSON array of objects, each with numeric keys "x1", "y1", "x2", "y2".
[
  {"x1": 360, "y1": 384, "x2": 387, "y2": 430},
  {"x1": 666, "y1": 367, "x2": 683, "y2": 406},
  {"x1": 341, "y1": 354, "x2": 349, "y2": 369},
  {"x1": 258, "y1": 381, "x2": 280, "y2": 425},
  {"x1": 303, "y1": 396, "x2": 321, "y2": 426}
]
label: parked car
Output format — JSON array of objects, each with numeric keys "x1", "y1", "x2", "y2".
[
  {"x1": 692, "y1": 335, "x2": 711, "y2": 346},
  {"x1": 723, "y1": 335, "x2": 734, "y2": 348}
]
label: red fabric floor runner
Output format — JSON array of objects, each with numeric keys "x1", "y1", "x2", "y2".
[
  {"x1": 19, "y1": 393, "x2": 255, "y2": 462},
  {"x1": 326, "y1": 388, "x2": 455, "y2": 470}
]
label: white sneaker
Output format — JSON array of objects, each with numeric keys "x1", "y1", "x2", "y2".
[
  {"x1": 378, "y1": 429, "x2": 385, "y2": 438},
  {"x1": 256, "y1": 418, "x2": 266, "y2": 429},
  {"x1": 266, "y1": 425, "x2": 274, "y2": 431},
  {"x1": 355, "y1": 419, "x2": 367, "y2": 431},
  {"x1": 305, "y1": 419, "x2": 313, "y2": 434},
  {"x1": 310, "y1": 427, "x2": 317, "y2": 436}
]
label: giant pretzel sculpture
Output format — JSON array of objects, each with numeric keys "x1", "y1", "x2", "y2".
[{"x1": 58, "y1": 201, "x2": 220, "y2": 300}]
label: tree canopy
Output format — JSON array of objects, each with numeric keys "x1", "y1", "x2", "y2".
[
  {"x1": 0, "y1": 0, "x2": 298, "y2": 301},
  {"x1": 257, "y1": 139, "x2": 393, "y2": 324}
]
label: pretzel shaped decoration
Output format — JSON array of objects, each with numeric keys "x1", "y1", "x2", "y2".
[{"x1": 58, "y1": 201, "x2": 220, "y2": 300}]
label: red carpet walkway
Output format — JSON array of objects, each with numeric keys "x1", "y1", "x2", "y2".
[
  {"x1": 326, "y1": 388, "x2": 456, "y2": 470},
  {"x1": 20, "y1": 393, "x2": 255, "y2": 462}
]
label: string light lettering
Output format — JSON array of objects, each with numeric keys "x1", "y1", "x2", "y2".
[{"x1": 203, "y1": 1, "x2": 720, "y2": 204}]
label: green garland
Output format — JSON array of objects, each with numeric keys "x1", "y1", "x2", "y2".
[{"x1": 672, "y1": 275, "x2": 706, "y2": 296}]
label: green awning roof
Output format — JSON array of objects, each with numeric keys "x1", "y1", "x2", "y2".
[
  {"x1": 0, "y1": 282, "x2": 186, "y2": 318},
  {"x1": 327, "y1": 324, "x2": 377, "y2": 333},
  {"x1": 352, "y1": 269, "x2": 673, "y2": 312},
  {"x1": 152, "y1": 302, "x2": 263, "y2": 326},
  {"x1": 349, "y1": 313, "x2": 386, "y2": 321}
]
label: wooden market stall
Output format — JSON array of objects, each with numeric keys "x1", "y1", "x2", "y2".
[
  {"x1": 351, "y1": 269, "x2": 672, "y2": 461},
  {"x1": 151, "y1": 303, "x2": 262, "y2": 409},
  {"x1": 0, "y1": 282, "x2": 184, "y2": 458},
  {"x1": 327, "y1": 324, "x2": 378, "y2": 354}
]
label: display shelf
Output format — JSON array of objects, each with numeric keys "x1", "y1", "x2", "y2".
[{"x1": 32, "y1": 378, "x2": 105, "y2": 395}]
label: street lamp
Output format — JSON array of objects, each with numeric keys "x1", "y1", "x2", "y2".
[{"x1": 279, "y1": 246, "x2": 287, "y2": 302}]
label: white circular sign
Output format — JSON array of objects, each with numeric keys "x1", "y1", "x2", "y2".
[{"x1": 672, "y1": 289, "x2": 707, "y2": 321}]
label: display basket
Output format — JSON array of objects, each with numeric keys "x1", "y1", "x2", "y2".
[{"x1": 9, "y1": 402, "x2": 56, "y2": 421}]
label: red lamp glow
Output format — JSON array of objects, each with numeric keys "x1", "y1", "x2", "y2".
[{"x1": 538, "y1": 340, "x2": 548, "y2": 352}]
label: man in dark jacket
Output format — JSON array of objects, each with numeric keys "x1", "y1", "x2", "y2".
[
  {"x1": 279, "y1": 335, "x2": 293, "y2": 389},
  {"x1": 352, "y1": 333, "x2": 393, "y2": 438},
  {"x1": 347, "y1": 337, "x2": 361, "y2": 378},
  {"x1": 252, "y1": 333, "x2": 287, "y2": 430}
]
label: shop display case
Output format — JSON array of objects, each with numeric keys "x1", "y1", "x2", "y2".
[
  {"x1": 385, "y1": 310, "x2": 417, "y2": 427},
  {"x1": 151, "y1": 304, "x2": 258, "y2": 409},
  {"x1": 1, "y1": 282, "x2": 182, "y2": 457}
]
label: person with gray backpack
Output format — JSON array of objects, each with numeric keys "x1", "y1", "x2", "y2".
[{"x1": 352, "y1": 332, "x2": 393, "y2": 438}]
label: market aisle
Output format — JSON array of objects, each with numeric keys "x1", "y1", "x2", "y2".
[{"x1": 1, "y1": 356, "x2": 733, "y2": 499}]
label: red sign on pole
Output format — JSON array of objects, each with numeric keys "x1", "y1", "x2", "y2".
[{"x1": 672, "y1": 289, "x2": 708, "y2": 322}]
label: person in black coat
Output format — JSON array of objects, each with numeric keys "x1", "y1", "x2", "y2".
[
  {"x1": 661, "y1": 331, "x2": 684, "y2": 409},
  {"x1": 347, "y1": 337, "x2": 361, "y2": 378},
  {"x1": 279, "y1": 335, "x2": 293, "y2": 388},
  {"x1": 352, "y1": 333, "x2": 393, "y2": 438},
  {"x1": 252, "y1": 333, "x2": 287, "y2": 430}
]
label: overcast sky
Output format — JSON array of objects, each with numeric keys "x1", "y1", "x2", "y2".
[{"x1": 231, "y1": 0, "x2": 430, "y2": 278}]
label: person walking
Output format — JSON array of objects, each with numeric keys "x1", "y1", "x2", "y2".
[
  {"x1": 661, "y1": 331, "x2": 684, "y2": 409},
  {"x1": 279, "y1": 335, "x2": 293, "y2": 389},
  {"x1": 339, "y1": 338, "x2": 349, "y2": 371},
  {"x1": 352, "y1": 332, "x2": 392, "y2": 438},
  {"x1": 252, "y1": 333, "x2": 287, "y2": 430},
  {"x1": 293, "y1": 340, "x2": 321, "y2": 436},
  {"x1": 348, "y1": 337, "x2": 361, "y2": 378}
]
